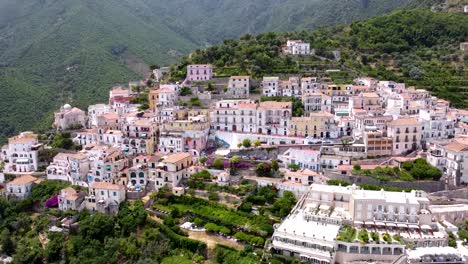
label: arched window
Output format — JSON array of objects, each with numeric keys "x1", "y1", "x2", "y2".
[
  {"x1": 139, "y1": 172, "x2": 145, "y2": 178},
  {"x1": 130, "y1": 172, "x2": 137, "y2": 178}
]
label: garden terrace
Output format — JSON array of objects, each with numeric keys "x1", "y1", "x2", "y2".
[{"x1": 152, "y1": 194, "x2": 274, "y2": 236}]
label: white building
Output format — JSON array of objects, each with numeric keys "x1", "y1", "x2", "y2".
[
  {"x1": 54, "y1": 104, "x2": 87, "y2": 131},
  {"x1": 47, "y1": 152, "x2": 89, "y2": 185},
  {"x1": 279, "y1": 148, "x2": 321, "y2": 171},
  {"x1": 262, "y1": 76, "x2": 280, "y2": 97},
  {"x1": 419, "y1": 109, "x2": 455, "y2": 141},
  {"x1": 85, "y1": 182, "x2": 126, "y2": 215},
  {"x1": 271, "y1": 184, "x2": 444, "y2": 263},
  {"x1": 88, "y1": 104, "x2": 111, "y2": 128},
  {"x1": 58, "y1": 187, "x2": 85, "y2": 211},
  {"x1": 280, "y1": 77, "x2": 301, "y2": 97},
  {"x1": 284, "y1": 40, "x2": 311, "y2": 55},
  {"x1": 427, "y1": 138, "x2": 468, "y2": 185},
  {"x1": 5, "y1": 175, "x2": 38, "y2": 200},
  {"x1": 149, "y1": 152, "x2": 193, "y2": 190},
  {"x1": 1, "y1": 132, "x2": 40, "y2": 174}
]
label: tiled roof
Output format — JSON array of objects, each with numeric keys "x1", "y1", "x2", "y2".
[
  {"x1": 8, "y1": 175, "x2": 37, "y2": 185},
  {"x1": 163, "y1": 152, "x2": 191, "y2": 163}
]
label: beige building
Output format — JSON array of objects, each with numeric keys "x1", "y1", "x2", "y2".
[
  {"x1": 387, "y1": 118, "x2": 422, "y2": 155},
  {"x1": 289, "y1": 112, "x2": 334, "y2": 138},
  {"x1": 54, "y1": 104, "x2": 87, "y2": 131},
  {"x1": 58, "y1": 187, "x2": 85, "y2": 211},
  {"x1": 86, "y1": 182, "x2": 126, "y2": 215},
  {"x1": 149, "y1": 152, "x2": 193, "y2": 190},
  {"x1": 226, "y1": 76, "x2": 250, "y2": 98},
  {"x1": 364, "y1": 130, "x2": 393, "y2": 157}
]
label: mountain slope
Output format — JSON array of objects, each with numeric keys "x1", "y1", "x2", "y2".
[
  {"x1": 0, "y1": 0, "x2": 197, "y2": 142},
  {"x1": 144, "y1": 0, "x2": 418, "y2": 44},
  {"x1": 0, "y1": 0, "x2": 425, "y2": 143},
  {"x1": 175, "y1": 9, "x2": 468, "y2": 108}
]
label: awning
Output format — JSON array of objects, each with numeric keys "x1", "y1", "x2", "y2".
[
  {"x1": 386, "y1": 223, "x2": 396, "y2": 227},
  {"x1": 354, "y1": 221, "x2": 364, "y2": 225},
  {"x1": 408, "y1": 224, "x2": 419, "y2": 229},
  {"x1": 375, "y1": 222, "x2": 385, "y2": 226},
  {"x1": 421, "y1": 225, "x2": 432, "y2": 230},
  {"x1": 397, "y1": 223, "x2": 407, "y2": 228}
]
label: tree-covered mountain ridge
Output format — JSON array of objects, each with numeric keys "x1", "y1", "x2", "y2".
[
  {"x1": 173, "y1": 9, "x2": 468, "y2": 108},
  {"x1": 0, "y1": 0, "x2": 454, "y2": 143}
]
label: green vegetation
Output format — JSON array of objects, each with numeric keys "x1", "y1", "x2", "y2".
[
  {"x1": 371, "y1": 231, "x2": 380, "y2": 243},
  {"x1": 0, "y1": 194, "x2": 207, "y2": 263},
  {"x1": 50, "y1": 132, "x2": 81, "y2": 150},
  {"x1": 392, "y1": 234, "x2": 404, "y2": 244},
  {"x1": 458, "y1": 221, "x2": 468, "y2": 244},
  {"x1": 204, "y1": 223, "x2": 231, "y2": 235},
  {"x1": 242, "y1": 139, "x2": 252, "y2": 148},
  {"x1": 383, "y1": 233, "x2": 393, "y2": 243},
  {"x1": 336, "y1": 225, "x2": 356, "y2": 242},
  {"x1": 186, "y1": 179, "x2": 255, "y2": 197},
  {"x1": 358, "y1": 229, "x2": 369, "y2": 244},
  {"x1": 327, "y1": 180, "x2": 416, "y2": 192},
  {"x1": 174, "y1": 9, "x2": 468, "y2": 109},
  {"x1": 0, "y1": 0, "x2": 409, "y2": 144},
  {"x1": 234, "y1": 232, "x2": 265, "y2": 246},
  {"x1": 179, "y1": 87, "x2": 193, "y2": 96},
  {"x1": 351, "y1": 158, "x2": 442, "y2": 182},
  {"x1": 448, "y1": 232, "x2": 457, "y2": 247},
  {"x1": 152, "y1": 194, "x2": 274, "y2": 236},
  {"x1": 271, "y1": 191, "x2": 297, "y2": 218},
  {"x1": 214, "y1": 245, "x2": 260, "y2": 264},
  {"x1": 191, "y1": 170, "x2": 213, "y2": 180}
]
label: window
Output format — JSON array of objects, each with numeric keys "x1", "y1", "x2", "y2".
[{"x1": 113, "y1": 191, "x2": 117, "y2": 196}]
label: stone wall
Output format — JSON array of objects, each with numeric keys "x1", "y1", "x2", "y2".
[
  {"x1": 430, "y1": 187, "x2": 468, "y2": 200},
  {"x1": 324, "y1": 171, "x2": 445, "y2": 193},
  {"x1": 227, "y1": 147, "x2": 279, "y2": 161}
]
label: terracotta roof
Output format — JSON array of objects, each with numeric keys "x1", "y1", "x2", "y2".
[
  {"x1": 54, "y1": 152, "x2": 87, "y2": 160},
  {"x1": 259, "y1": 101, "x2": 292, "y2": 109},
  {"x1": 100, "y1": 113, "x2": 119, "y2": 120},
  {"x1": 89, "y1": 181, "x2": 124, "y2": 191},
  {"x1": 362, "y1": 92, "x2": 379, "y2": 98},
  {"x1": 8, "y1": 175, "x2": 37, "y2": 185},
  {"x1": 445, "y1": 142, "x2": 468, "y2": 152},
  {"x1": 163, "y1": 153, "x2": 191, "y2": 163},
  {"x1": 237, "y1": 102, "x2": 257, "y2": 109},
  {"x1": 286, "y1": 168, "x2": 319, "y2": 177},
  {"x1": 61, "y1": 187, "x2": 80, "y2": 200},
  {"x1": 389, "y1": 118, "x2": 420, "y2": 126}
]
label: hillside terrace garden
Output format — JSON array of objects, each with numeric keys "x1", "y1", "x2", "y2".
[
  {"x1": 151, "y1": 185, "x2": 298, "y2": 248},
  {"x1": 351, "y1": 158, "x2": 442, "y2": 182}
]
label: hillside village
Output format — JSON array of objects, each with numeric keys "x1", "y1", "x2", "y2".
[{"x1": 1, "y1": 37, "x2": 468, "y2": 264}]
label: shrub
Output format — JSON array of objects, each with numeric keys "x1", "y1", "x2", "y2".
[
  {"x1": 382, "y1": 233, "x2": 392, "y2": 243},
  {"x1": 208, "y1": 192, "x2": 219, "y2": 201},
  {"x1": 204, "y1": 223, "x2": 220, "y2": 233},
  {"x1": 371, "y1": 232, "x2": 379, "y2": 242},
  {"x1": 358, "y1": 229, "x2": 369, "y2": 244}
]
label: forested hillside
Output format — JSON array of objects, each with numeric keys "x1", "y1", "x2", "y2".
[
  {"x1": 0, "y1": 0, "x2": 422, "y2": 143},
  {"x1": 173, "y1": 9, "x2": 468, "y2": 108}
]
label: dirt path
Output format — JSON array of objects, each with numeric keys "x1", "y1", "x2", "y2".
[{"x1": 186, "y1": 230, "x2": 244, "y2": 251}]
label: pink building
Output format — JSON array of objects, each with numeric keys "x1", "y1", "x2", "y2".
[{"x1": 186, "y1": 64, "x2": 213, "y2": 81}]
